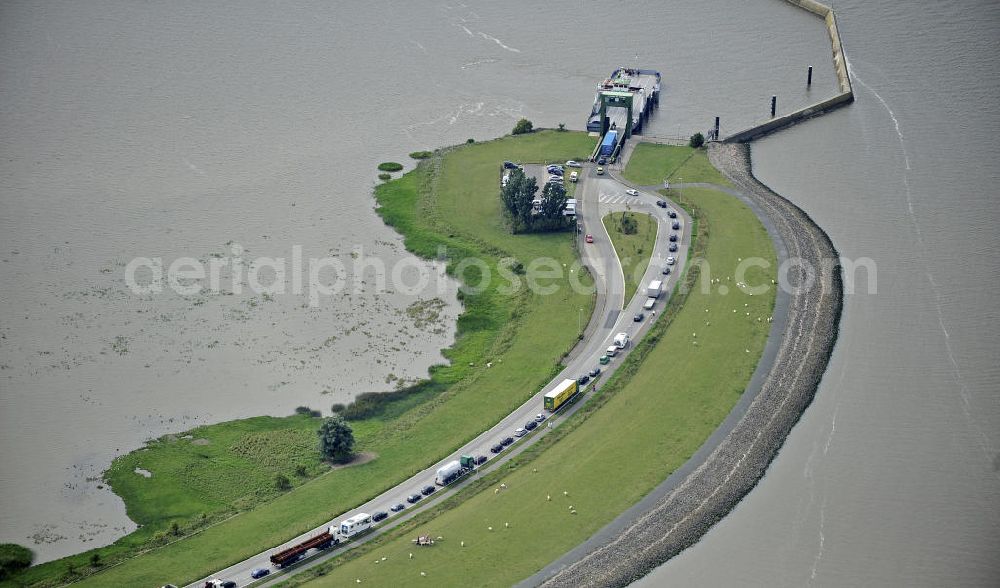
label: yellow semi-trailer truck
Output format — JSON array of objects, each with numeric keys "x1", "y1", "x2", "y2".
[{"x1": 544, "y1": 379, "x2": 579, "y2": 412}]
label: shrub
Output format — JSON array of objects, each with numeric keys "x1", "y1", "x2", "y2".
[
  {"x1": 89, "y1": 553, "x2": 102, "y2": 567},
  {"x1": 378, "y1": 173, "x2": 392, "y2": 181},
  {"x1": 0, "y1": 544, "x2": 33, "y2": 580},
  {"x1": 557, "y1": 123, "x2": 566, "y2": 131},
  {"x1": 466, "y1": 138, "x2": 475, "y2": 144},
  {"x1": 275, "y1": 474, "x2": 292, "y2": 491},
  {"x1": 377, "y1": 161, "x2": 403, "y2": 172},
  {"x1": 618, "y1": 211, "x2": 638, "y2": 235},
  {"x1": 512, "y1": 118, "x2": 533, "y2": 135},
  {"x1": 295, "y1": 406, "x2": 321, "y2": 417},
  {"x1": 409, "y1": 151, "x2": 432, "y2": 159},
  {"x1": 689, "y1": 132, "x2": 705, "y2": 149},
  {"x1": 330, "y1": 403, "x2": 346, "y2": 413},
  {"x1": 295, "y1": 464, "x2": 308, "y2": 477}
]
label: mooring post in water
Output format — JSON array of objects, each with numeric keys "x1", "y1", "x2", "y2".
[
  {"x1": 771, "y1": 95, "x2": 777, "y2": 117},
  {"x1": 714, "y1": 117, "x2": 720, "y2": 140},
  {"x1": 808, "y1": 65, "x2": 813, "y2": 86}
]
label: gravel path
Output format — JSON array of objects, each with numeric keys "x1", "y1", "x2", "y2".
[{"x1": 529, "y1": 143, "x2": 844, "y2": 587}]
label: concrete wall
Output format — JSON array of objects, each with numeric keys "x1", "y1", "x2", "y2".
[
  {"x1": 723, "y1": 91, "x2": 853, "y2": 143},
  {"x1": 721, "y1": 0, "x2": 854, "y2": 144}
]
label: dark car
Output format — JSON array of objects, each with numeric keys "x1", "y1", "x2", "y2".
[
  {"x1": 589, "y1": 367, "x2": 601, "y2": 377},
  {"x1": 390, "y1": 503, "x2": 405, "y2": 512},
  {"x1": 668, "y1": 210, "x2": 678, "y2": 218},
  {"x1": 669, "y1": 243, "x2": 678, "y2": 252},
  {"x1": 251, "y1": 568, "x2": 271, "y2": 579},
  {"x1": 577, "y1": 374, "x2": 590, "y2": 385},
  {"x1": 421, "y1": 485, "x2": 436, "y2": 496},
  {"x1": 672, "y1": 221, "x2": 681, "y2": 230},
  {"x1": 547, "y1": 166, "x2": 564, "y2": 175},
  {"x1": 372, "y1": 511, "x2": 388, "y2": 522},
  {"x1": 662, "y1": 266, "x2": 672, "y2": 275},
  {"x1": 525, "y1": 420, "x2": 538, "y2": 431},
  {"x1": 503, "y1": 161, "x2": 519, "y2": 170},
  {"x1": 490, "y1": 443, "x2": 503, "y2": 454},
  {"x1": 656, "y1": 199, "x2": 667, "y2": 208},
  {"x1": 475, "y1": 455, "x2": 488, "y2": 465},
  {"x1": 501, "y1": 436, "x2": 514, "y2": 446},
  {"x1": 220, "y1": 582, "x2": 237, "y2": 588},
  {"x1": 669, "y1": 234, "x2": 678, "y2": 242},
  {"x1": 634, "y1": 312, "x2": 645, "y2": 322},
  {"x1": 597, "y1": 155, "x2": 608, "y2": 165},
  {"x1": 407, "y1": 493, "x2": 422, "y2": 504}
]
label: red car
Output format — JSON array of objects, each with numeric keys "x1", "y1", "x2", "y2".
[{"x1": 585, "y1": 234, "x2": 594, "y2": 243}]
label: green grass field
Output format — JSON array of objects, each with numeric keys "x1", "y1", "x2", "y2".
[
  {"x1": 106, "y1": 415, "x2": 335, "y2": 530},
  {"x1": 292, "y1": 159, "x2": 777, "y2": 587},
  {"x1": 10, "y1": 131, "x2": 598, "y2": 588},
  {"x1": 602, "y1": 212, "x2": 657, "y2": 302},
  {"x1": 623, "y1": 143, "x2": 731, "y2": 187}
]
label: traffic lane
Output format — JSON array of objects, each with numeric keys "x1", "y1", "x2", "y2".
[
  {"x1": 581, "y1": 178, "x2": 627, "y2": 313},
  {"x1": 595, "y1": 185, "x2": 691, "y2": 339}
]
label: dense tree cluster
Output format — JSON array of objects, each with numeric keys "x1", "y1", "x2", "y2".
[{"x1": 500, "y1": 169, "x2": 570, "y2": 233}]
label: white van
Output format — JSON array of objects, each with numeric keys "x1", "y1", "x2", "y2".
[
  {"x1": 643, "y1": 298, "x2": 656, "y2": 310},
  {"x1": 569, "y1": 171, "x2": 579, "y2": 182},
  {"x1": 606, "y1": 345, "x2": 618, "y2": 357}
]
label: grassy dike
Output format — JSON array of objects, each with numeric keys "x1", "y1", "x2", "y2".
[
  {"x1": 285, "y1": 150, "x2": 777, "y2": 587},
  {"x1": 623, "y1": 142, "x2": 732, "y2": 187},
  {"x1": 9, "y1": 131, "x2": 596, "y2": 588},
  {"x1": 601, "y1": 212, "x2": 657, "y2": 302}
]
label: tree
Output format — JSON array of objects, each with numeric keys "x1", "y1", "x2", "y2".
[
  {"x1": 537, "y1": 182, "x2": 568, "y2": 230},
  {"x1": 689, "y1": 132, "x2": 705, "y2": 149},
  {"x1": 317, "y1": 414, "x2": 355, "y2": 463},
  {"x1": 557, "y1": 123, "x2": 566, "y2": 132},
  {"x1": 512, "y1": 118, "x2": 533, "y2": 135},
  {"x1": 0, "y1": 544, "x2": 34, "y2": 580},
  {"x1": 89, "y1": 553, "x2": 102, "y2": 567}
]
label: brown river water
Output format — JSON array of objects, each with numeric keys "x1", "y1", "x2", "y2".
[{"x1": 1, "y1": 1, "x2": 996, "y2": 583}]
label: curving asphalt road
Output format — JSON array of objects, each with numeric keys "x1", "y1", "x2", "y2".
[{"x1": 185, "y1": 165, "x2": 691, "y2": 588}]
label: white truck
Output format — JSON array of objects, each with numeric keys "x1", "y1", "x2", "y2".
[{"x1": 647, "y1": 279, "x2": 663, "y2": 298}]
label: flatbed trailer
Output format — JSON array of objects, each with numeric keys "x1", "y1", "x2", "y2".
[{"x1": 269, "y1": 529, "x2": 339, "y2": 568}]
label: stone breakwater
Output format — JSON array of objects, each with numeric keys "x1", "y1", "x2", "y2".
[{"x1": 536, "y1": 143, "x2": 844, "y2": 587}]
